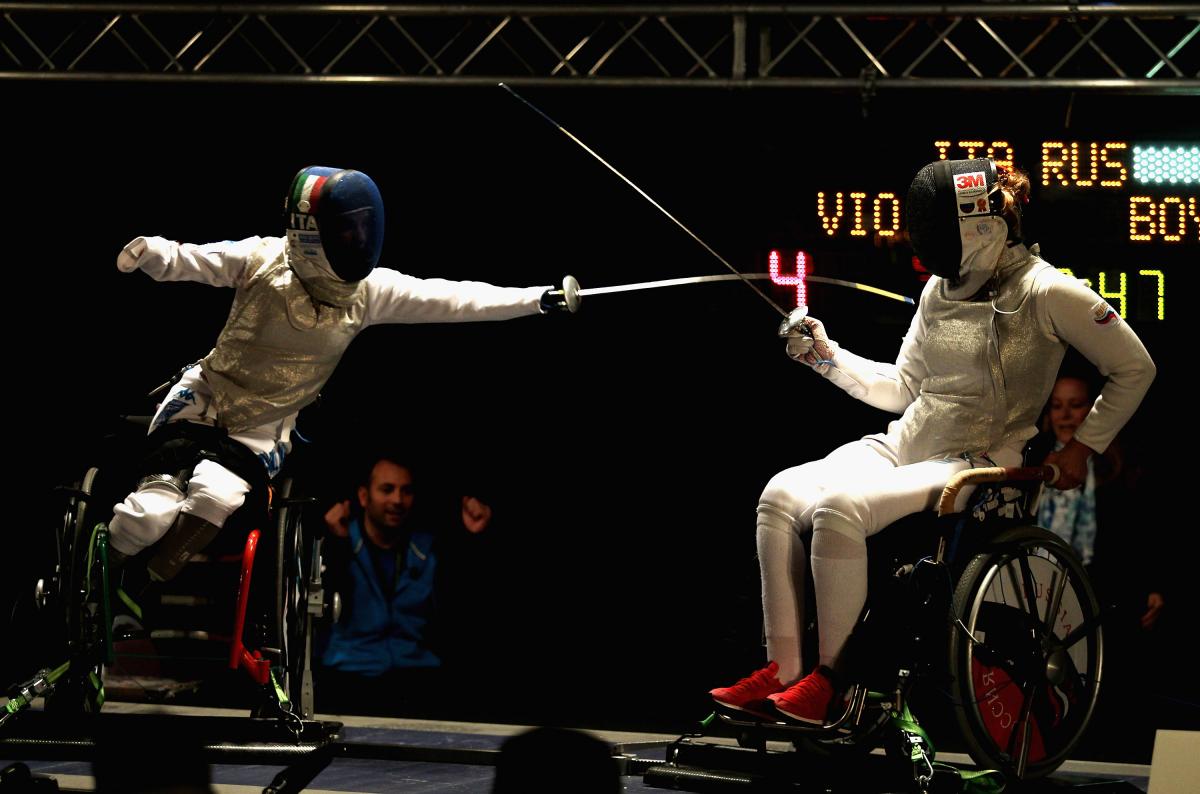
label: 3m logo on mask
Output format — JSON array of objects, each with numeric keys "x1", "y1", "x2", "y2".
[
  {"x1": 289, "y1": 213, "x2": 319, "y2": 231},
  {"x1": 955, "y1": 171, "x2": 990, "y2": 216},
  {"x1": 956, "y1": 173, "x2": 986, "y2": 190}
]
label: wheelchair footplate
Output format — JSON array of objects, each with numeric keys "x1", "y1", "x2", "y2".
[
  {"x1": 642, "y1": 687, "x2": 970, "y2": 794},
  {"x1": 642, "y1": 729, "x2": 916, "y2": 794},
  {"x1": 710, "y1": 683, "x2": 883, "y2": 742}
]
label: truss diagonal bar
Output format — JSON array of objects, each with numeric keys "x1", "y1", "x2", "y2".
[
  {"x1": 420, "y1": 20, "x2": 471, "y2": 76},
  {"x1": 588, "y1": 15, "x2": 645, "y2": 76},
  {"x1": 999, "y1": 18, "x2": 1057, "y2": 78},
  {"x1": 133, "y1": 13, "x2": 184, "y2": 72},
  {"x1": 1124, "y1": 17, "x2": 1183, "y2": 77},
  {"x1": 235, "y1": 20, "x2": 276, "y2": 73},
  {"x1": 522, "y1": 15, "x2": 578, "y2": 76},
  {"x1": 301, "y1": 17, "x2": 341, "y2": 68},
  {"x1": 260, "y1": 14, "x2": 312, "y2": 74},
  {"x1": 760, "y1": 16, "x2": 820, "y2": 77},
  {"x1": 552, "y1": 24, "x2": 599, "y2": 76},
  {"x1": 496, "y1": 27, "x2": 537, "y2": 75},
  {"x1": 976, "y1": 18, "x2": 1033, "y2": 77},
  {"x1": 902, "y1": 17, "x2": 962, "y2": 78},
  {"x1": 940, "y1": 26, "x2": 983, "y2": 77},
  {"x1": 173, "y1": 27, "x2": 206, "y2": 67},
  {"x1": 1048, "y1": 17, "x2": 1109, "y2": 77},
  {"x1": 454, "y1": 15, "x2": 509, "y2": 75},
  {"x1": 657, "y1": 15, "x2": 716, "y2": 77},
  {"x1": 44, "y1": 20, "x2": 80, "y2": 64},
  {"x1": 877, "y1": 19, "x2": 917, "y2": 61},
  {"x1": 801, "y1": 29, "x2": 842, "y2": 76},
  {"x1": 390, "y1": 19, "x2": 441, "y2": 74},
  {"x1": 67, "y1": 13, "x2": 118, "y2": 71},
  {"x1": 623, "y1": 22, "x2": 672, "y2": 77},
  {"x1": 110, "y1": 25, "x2": 149, "y2": 71},
  {"x1": 194, "y1": 14, "x2": 248, "y2": 72},
  {"x1": 4, "y1": 12, "x2": 54, "y2": 69},
  {"x1": 686, "y1": 30, "x2": 729, "y2": 78},
  {"x1": 388, "y1": 17, "x2": 443, "y2": 75},
  {"x1": 834, "y1": 16, "x2": 888, "y2": 76},
  {"x1": 1081, "y1": 28, "x2": 1127, "y2": 78},
  {"x1": 322, "y1": 14, "x2": 377, "y2": 74},
  {"x1": 365, "y1": 29, "x2": 405, "y2": 73},
  {"x1": 1147, "y1": 21, "x2": 1199, "y2": 78}
]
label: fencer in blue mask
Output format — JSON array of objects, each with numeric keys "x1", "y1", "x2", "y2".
[{"x1": 109, "y1": 166, "x2": 579, "y2": 581}]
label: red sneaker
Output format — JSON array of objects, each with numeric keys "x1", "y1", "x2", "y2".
[
  {"x1": 767, "y1": 667, "x2": 834, "y2": 725},
  {"x1": 709, "y1": 661, "x2": 786, "y2": 718}
]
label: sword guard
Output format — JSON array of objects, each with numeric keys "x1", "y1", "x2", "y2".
[
  {"x1": 778, "y1": 305, "x2": 811, "y2": 338},
  {"x1": 540, "y1": 275, "x2": 581, "y2": 314},
  {"x1": 561, "y1": 275, "x2": 580, "y2": 313}
]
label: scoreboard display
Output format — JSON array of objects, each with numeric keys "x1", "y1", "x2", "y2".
[{"x1": 763, "y1": 136, "x2": 1197, "y2": 323}]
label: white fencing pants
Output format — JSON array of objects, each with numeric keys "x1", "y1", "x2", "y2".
[
  {"x1": 755, "y1": 436, "x2": 1021, "y2": 683},
  {"x1": 109, "y1": 459, "x2": 250, "y2": 557}
]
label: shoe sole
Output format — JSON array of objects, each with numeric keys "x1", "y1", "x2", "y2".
[
  {"x1": 711, "y1": 697, "x2": 776, "y2": 721},
  {"x1": 769, "y1": 701, "x2": 825, "y2": 725}
]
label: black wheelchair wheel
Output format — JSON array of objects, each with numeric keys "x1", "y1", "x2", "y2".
[
  {"x1": 948, "y1": 525, "x2": 1102, "y2": 781},
  {"x1": 273, "y1": 479, "x2": 317, "y2": 718},
  {"x1": 60, "y1": 468, "x2": 99, "y2": 646},
  {"x1": 46, "y1": 467, "x2": 107, "y2": 714}
]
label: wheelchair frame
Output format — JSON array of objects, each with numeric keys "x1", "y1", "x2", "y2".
[{"x1": 5, "y1": 461, "x2": 329, "y2": 732}]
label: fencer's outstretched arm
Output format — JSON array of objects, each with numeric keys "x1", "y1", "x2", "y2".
[
  {"x1": 363, "y1": 269, "x2": 573, "y2": 326},
  {"x1": 117, "y1": 236, "x2": 261, "y2": 287}
]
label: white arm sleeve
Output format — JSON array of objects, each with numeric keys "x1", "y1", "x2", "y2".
[
  {"x1": 117, "y1": 236, "x2": 262, "y2": 287},
  {"x1": 818, "y1": 284, "x2": 929, "y2": 413},
  {"x1": 363, "y1": 269, "x2": 547, "y2": 326},
  {"x1": 1038, "y1": 271, "x2": 1156, "y2": 453}
]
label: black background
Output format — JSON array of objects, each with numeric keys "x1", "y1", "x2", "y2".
[{"x1": 3, "y1": 79, "x2": 1195, "y2": 752}]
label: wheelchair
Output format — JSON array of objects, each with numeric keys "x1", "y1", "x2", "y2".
[
  {"x1": 703, "y1": 462, "x2": 1103, "y2": 788},
  {"x1": 7, "y1": 418, "x2": 334, "y2": 731}
]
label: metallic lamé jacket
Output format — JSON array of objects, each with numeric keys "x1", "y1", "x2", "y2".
[
  {"x1": 202, "y1": 240, "x2": 366, "y2": 434},
  {"x1": 891, "y1": 245, "x2": 1061, "y2": 464}
]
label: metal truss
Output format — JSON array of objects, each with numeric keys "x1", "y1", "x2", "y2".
[{"x1": 2, "y1": 4, "x2": 1198, "y2": 91}]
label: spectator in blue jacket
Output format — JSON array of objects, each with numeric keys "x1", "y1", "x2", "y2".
[{"x1": 317, "y1": 454, "x2": 440, "y2": 714}]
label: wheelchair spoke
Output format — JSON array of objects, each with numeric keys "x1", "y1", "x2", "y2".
[
  {"x1": 972, "y1": 641, "x2": 1023, "y2": 685},
  {"x1": 1014, "y1": 677, "x2": 1042, "y2": 776},
  {"x1": 1016, "y1": 553, "x2": 1044, "y2": 630},
  {"x1": 1060, "y1": 612, "x2": 1102, "y2": 653},
  {"x1": 1044, "y1": 560, "x2": 1069, "y2": 642},
  {"x1": 1003, "y1": 556, "x2": 1041, "y2": 633}
]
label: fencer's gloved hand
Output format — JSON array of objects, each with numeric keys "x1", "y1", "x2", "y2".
[
  {"x1": 540, "y1": 275, "x2": 581, "y2": 314},
  {"x1": 117, "y1": 236, "x2": 174, "y2": 274},
  {"x1": 116, "y1": 238, "x2": 149, "y2": 273},
  {"x1": 779, "y1": 308, "x2": 837, "y2": 373}
]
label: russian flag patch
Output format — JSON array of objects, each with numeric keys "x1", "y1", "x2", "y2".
[{"x1": 1091, "y1": 300, "x2": 1119, "y2": 326}]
